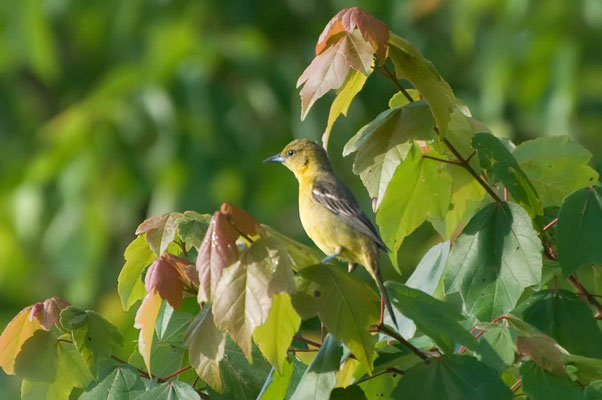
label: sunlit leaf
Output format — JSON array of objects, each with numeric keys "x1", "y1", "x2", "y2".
[
  {"x1": 118, "y1": 234, "x2": 157, "y2": 311},
  {"x1": 258, "y1": 358, "x2": 295, "y2": 400},
  {"x1": 376, "y1": 143, "x2": 452, "y2": 269},
  {"x1": 445, "y1": 202, "x2": 543, "y2": 321},
  {"x1": 316, "y1": 7, "x2": 389, "y2": 62},
  {"x1": 220, "y1": 202, "x2": 265, "y2": 238},
  {"x1": 472, "y1": 132, "x2": 543, "y2": 217},
  {"x1": 359, "y1": 371, "x2": 401, "y2": 399},
  {"x1": 330, "y1": 386, "x2": 367, "y2": 399},
  {"x1": 176, "y1": 211, "x2": 212, "y2": 250},
  {"x1": 298, "y1": 30, "x2": 372, "y2": 120},
  {"x1": 386, "y1": 282, "x2": 478, "y2": 353},
  {"x1": 262, "y1": 225, "x2": 321, "y2": 270},
  {"x1": 513, "y1": 136, "x2": 599, "y2": 207},
  {"x1": 556, "y1": 186, "x2": 602, "y2": 275},
  {"x1": 213, "y1": 237, "x2": 294, "y2": 361},
  {"x1": 388, "y1": 89, "x2": 421, "y2": 108},
  {"x1": 520, "y1": 360, "x2": 582, "y2": 400},
  {"x1": 343, "y1": 102, "x2": 436, "y2": 211},
  {"x1": 290, "y1": 334, "x2": 343, "y2": 400},
  {"x1": 323, "y1": 69, "x2": 369, "y2": 149},
  {"x1": 563, "y1": 354, "x2": 602, "y2": 385},
  {"x1": 253, "y1": 293, "x2": 301, "y2": 375},
  {"x1": 388, "y1": 33, "x2": 455, "y2": 136},
  {"x1": 391, "y1": 355, "x2": 513, "y2": 399},
  {"x1": 0, "y1": 306, "x2": 41, "y2": 375},
  {"x1": 291, "y1": 264, "x2": 378, "y2": 373},
  {"x1": 512, "y1": 289, "x2": 602, "y2": 358},
  {"x1": 136, "y1": 381, "x2": 200, "y2": 400},
  {"x1": 28, "y1": 297, "x2": 70, "y2": 331},
  {"x1": 196, "y1": 211, "x2": 239, "y2": 303},
  {"x1": 185, "y1": 306, "x2": 225, "y2": 393},
  {"x1": 136, "y1": 212, "x2": 184, "y2": 256},
  {"x1": 79, "y1": 364, "x2": 145, "y2": 400},
  {"x1": 59, "y1": 306, "x2": 123, "y2": 377},
  {"x1": 145, "y1": 252, "x2": 184, "y2": 310},
  {"x1": 516, "y1": 334, "x2": 565, "y2": 376},
  {"x1": 134, "y1": 290, "x2": 163, "y2": 375}
]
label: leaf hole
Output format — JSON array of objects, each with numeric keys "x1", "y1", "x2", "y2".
[{"x1": 314, "y1": 290, "x2": 321, "y2": 297}]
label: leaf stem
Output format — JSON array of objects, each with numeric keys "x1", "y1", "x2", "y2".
[
  {"x1": 288, "y1": 348, "x2": 319, "y2": 353},
  {"x1": 568, "y1": 274, "x2": 602, "y2": 319},
  {"x1": 293, "y1": 335, "x2": 322, "y2": 348},
  {"x1": 422, "y1": 155, "x2": 463, "y2": 166},
  {"x1": 158, "y1": 365, "x2": 192, "y2": 382},
  {"x1": 543, "y1": 218, "x2": 558, "y2": 231},
  {"x1": 351, "y1": 367, "x2": 404, "y2": 386},
  {"x1": 374, "y1": 323, "x2": 430, "y2": 363},
  {"x1": 510, "y1": 378, "x2": 522, "y2": 393},
  {"x1": 374, "y1": 65, "x2": 414, "y2": 103}
]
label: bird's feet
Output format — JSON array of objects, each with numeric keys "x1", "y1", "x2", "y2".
[{"x1": 321, "y1": 250, "x2": 341, "y2": 263}]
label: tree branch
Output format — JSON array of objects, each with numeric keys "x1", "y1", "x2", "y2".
[
  {"x1": 374, "y1": 323, "x2": 430, "y2": 363},
  {"x1": 293, "y1": 335, "x2": 322, "y2": 348},
  {"x1": 351, "y1": 367, "x2": 404, "y2": 386}
]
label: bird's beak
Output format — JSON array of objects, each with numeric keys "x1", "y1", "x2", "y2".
[{"x1": 263, "y1": 153, "x2": 285, "y2": 163}]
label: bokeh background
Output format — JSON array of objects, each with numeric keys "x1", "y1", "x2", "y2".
[{"x1": 1, "y1": 0, "x2": 601, "y2": 394}]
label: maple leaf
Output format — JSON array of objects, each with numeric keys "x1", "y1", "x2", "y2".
[
  {"x1": 134, "y1": 290, "x2": 162, "y2": 376},
  {"x1": 0, "y1": 306, "x2": 41, "y2": 375},
  {"x1": 28, "y1": 297, "x2": 70, "y2": 331},
  {"x1": 316, "y1": 7, "x2": 389, "y2": 63},
  {"x1": 197, "y1": 211, "x2": 240, "y2": 303},
  {"x1": 164, "y1": 252, "x2": 199, "y2": 289},
  {"x1": 145, "y1": 253, "x2": 184, "y2": 310},
  {"x1": 298, "y1": 30, "x2": 373, "y2": 120},
  {"x1": 136, "y1": 212, "x2": 184, "y2": 255},
  {"x1": 220, "y1": 202, "x2": 265, "y2": 238}
]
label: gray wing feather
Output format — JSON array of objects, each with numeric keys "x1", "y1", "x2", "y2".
[{"x1": 312, "y1": 179, "x2": 389, "y2": 252}]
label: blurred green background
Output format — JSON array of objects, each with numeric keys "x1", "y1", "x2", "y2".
[{"x1": 1, "y1": 0, "x2": 601, "y2": 393}]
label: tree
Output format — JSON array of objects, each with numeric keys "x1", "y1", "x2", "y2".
[{"x1": 1, "y1": 7, "x2": 601, "y2": 400}]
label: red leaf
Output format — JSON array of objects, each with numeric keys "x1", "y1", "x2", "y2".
[
  {"x1": 164, "y1": 253, "x2": 199, "y2": 289},
  {"x1": 297, "y1": 31, "x2": 373, "y2": 119},
  {"x1": 197, "y1": 211, "x2": 239, "y2": 303},
  {"x1": 145, "y1": 253, "x2": 184, "y2": 309},
  {"x1": 28, "y1": 298, "x2": 70, "y2": 331},
  {"x1": 316, "y1": 7, "x2": 389, "y2": 62},
  {"x1": 220, "y1": 203, "x2": 265, "y2": 238}
]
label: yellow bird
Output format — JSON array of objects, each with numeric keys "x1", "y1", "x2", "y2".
[{"x1": 264, "y1": 138, "x2": 397, "y2": 327}]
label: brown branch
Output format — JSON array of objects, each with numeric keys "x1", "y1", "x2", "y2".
[
  {"x1": 569, "y1": 275, "x2": 602, "y2": 319},
  {"x1": 510, "y1": 378, "x2": 522, "y2": 393},
  {"x1": 293, "y1": 335, "x2": 322, "y2": 348},
  {"x1": 422, "y1": 155, "x2": 463, "y2": 166},
  {"x1": 374, "y1": 323, "x2": 430, "y2": 363},
  {"x1": 543, "y1": 218, "x2": 558, "y2": 231},
  {"x1": 288, "y1": 348, "x2": 319, "y2": 353},
  {"x1": 351, "y1": 367, "x2": 404, "y2": 386},
  {"x1": 158, "y1": 365, "x2": 192, "y2": 383},
  {"x1": 375, "y1": 65, "x2": 414, "y2": 103},
  {"x1": 111, "y1": 355, "x2": 151, "y2": 379}
]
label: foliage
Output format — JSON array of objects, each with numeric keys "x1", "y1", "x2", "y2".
[{"x1": 1, "y1": 6, "x2": 602, "y2": 400}]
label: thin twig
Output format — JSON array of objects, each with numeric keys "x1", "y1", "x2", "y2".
[
  {"x1": 293, "y1": 335, "x2": 322, "y2": 348},
  {"x1": 159, "y1": 365, "x2": 192, "y2": 382},
  {"x1": 543, "y1": 218, "x2": 558, "y2": 231},
  {"x1": 422, "y1": 155, "x2": 463, "y2": 166},
  {"x1": 351, "y1": 367, "x2": 404, "y2": 386},
  {"x1": 569, "y1": 275, "x2": 602, "y2": 319},
  {"x1": 111, "y1": 355, "x2": 151, "y2": 379},
  {"x1": 375, "y1": 323, "x2": 430, "y2": 363},
  {"x1": 288, "y1": 348, "x2": 319, "y2": 353},
  {"x1": 375, "y1": 65, "x2": 415, "y2": 103},
  {"x1": 510, "y1": 378, "x2": 522, "y2": 393}
]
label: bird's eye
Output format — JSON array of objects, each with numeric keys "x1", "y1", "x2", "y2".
[{"x1": 287, "y1": 149, "x2": 295, "y2": 156}]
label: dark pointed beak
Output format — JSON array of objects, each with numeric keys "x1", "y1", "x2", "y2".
[{"x1": 263, "y1": 153, "x2": 285, "y2": 163}]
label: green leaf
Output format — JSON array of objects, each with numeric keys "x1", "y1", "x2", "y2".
[
  {"x1": 136, "y1": 212, "x2": 184, "y2": 256},
  {"x1": 218, "y1": 338, "x2": 273, "y2": 400},
  {"x1": 176, "y1": 211, "x2": 212, "y2": 250},
  {"x1": 385, "y1": 282, "x2": 477, "y2": 353},
  {"x1": 563, "y1": 354, "x2": 602, "y2": 384},
  {"x1": 322, "y1": 69, "x2": 369, "y2": 149},
  {"x1": 118, "y1": 234, "x2": 157, "y2": 311},
  {"x1": 512, "y1": 289, "x2": 602, "y2": 358},
  {"x1": 343, "y1": 101, "x2": 435, "y2": 210},
  {"x1": 19, "y1": 335, "x2": 93, "y2": 400},
  {"x1": 359, "y1": 372, "x2": 401, "y2": 399},
  {"x1": 472, "y1": 132, "x2": 543, "y2": 217},
  {"x1": 584, "y1": 381, "x2": 602, "y2": 400},
  {"x1": 60, "y1": 306, "x2": 123, "y2": 376},
  {"x1": 253, "y1": 293, "x2": 301, "y2": 375},
  {"x1": 329, "y1": 386, "x2": 367, "y2": 399},
  {"x1": 519, "y1": 360, "x2": 582, "y2": 400},
  {"x1": 258, "y1": 358, "x2": 294, "y2": 400},
  {"x1": 376, "y1": 143, "x2": 452, "y2": 269},
  {"x1": 556, "y1": 186, "x2": 602, "y2": 275},
  {"x1": 472, "y1": 323, "x2": 516, "y2": 372},
  {"x1": 262, "y1": 225, "x2": 321, "y2": 270},
  {"x1": 388, "y1": 89, "x2": 421, "y2": 108},
  {"x1": 136, "y1": 381, "x2": 200, "y2": 400},
  {"x1": 516, "y1": 334, "x2": 565, "y2": 376},
  {"x1": 155, "y1": 301, "x2": 192, "y2": 344},
  {"x1": 290, "y1": 334, "x2": 343, "y2": 400},
  {"x1": 0, "y1": 306, "x2": 41, "y2": 375},
  {"x1": 445, "y1": 202, "x2": 543, "y2": 321},
  {"x1": 79, "y1": 365, "x2": 145, "y2": 400},
  {"x1": 213, "y1": 237, "x2": 294, "y2": 361},
  {"x1": 186, "y1": 306, "x2": 225, "y2": 393},
  {"x1": 391, "y1": 355, "x2": 513, "y2": 399},
  {"x1": 513, "y1": 136, "x2": 599, "y2": 207},
  {"x1": 388, "y1": 33, "x2": 455, "y2": 136},
  {"x1": 291, "y1": 264, "x2": 379, "y2": 373},
  {"x1": 386, "y1": 241, "x2": 449, "y2": 337}
]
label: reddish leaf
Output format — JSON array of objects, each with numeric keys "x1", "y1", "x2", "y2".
[
  {"x1": 316, "y1": 7, "x2": 389, "y2": 62},
  {"x1": 145, "y1": 253, "x2": 184, "y2": 310},
  {"x1": 220, "y1": 202, "x2": 265, "y2": 238},
  {"x1": 298, "y1": 31, "x2": 373, "y2": 120},
  {"x1": 164, "y1": 253, "x2": 199, "y2": 289},
  {"x1": 197, "y1": 211, "x2": 240, "y2": 303},
  {"x1": 0, "y1": 306, "x2": 41, "y2": 374},
  {"x1": 136, "y1": 212, "x2": 184, "y2": 255},
  {"x1": 29, "y1": 298, "x2": 70, "y2": 331},
  {"x1": 134, "y1": 290, "x2": 162, "y2": 376}
]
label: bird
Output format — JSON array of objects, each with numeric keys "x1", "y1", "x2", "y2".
[{"x1": 264, "y1": 138, "x2": 398, "y2": 328}]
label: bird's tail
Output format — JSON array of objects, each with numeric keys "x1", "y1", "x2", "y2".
[{"x1": 374, "y1": 268, "x2": 398, "y2": 329}]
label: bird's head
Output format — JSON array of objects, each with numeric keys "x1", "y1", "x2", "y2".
[{"x1": 264, "y1": 138, "x2": 331, "y2": 178}]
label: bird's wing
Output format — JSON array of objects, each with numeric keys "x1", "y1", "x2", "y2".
[{"x1": 312, "y1": 179, "x2": 389, "y2": 252}]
